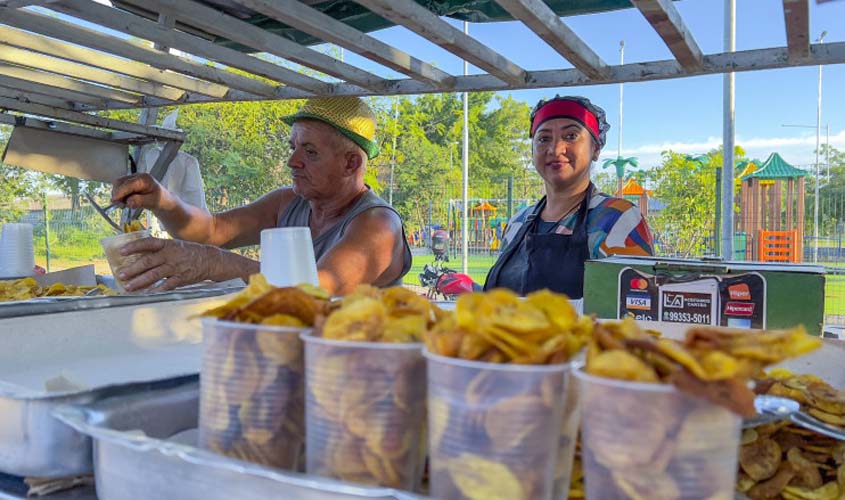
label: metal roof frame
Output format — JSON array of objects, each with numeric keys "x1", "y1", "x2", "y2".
[{"x1": 0, "y1": 0, "x2": 838, "y2": 142}]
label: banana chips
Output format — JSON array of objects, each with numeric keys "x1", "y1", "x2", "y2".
[
  {"x1": 423, "y1": 289, "x2": 592, "y2": 500},
  {"x1": 738, "y1": 370, "x2": 845, "y2": 500},
  {"x1": 579, "y1": 319, "x2": 823, "y2": 500},
  {"x1": 198, "y1": 275, "x2": 328, "y2": 470},
  {"x1": 304, "y1": 286, "x2": 438, "y2": 489}
]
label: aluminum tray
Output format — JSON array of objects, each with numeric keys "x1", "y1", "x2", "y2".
[
  {"x1": 0, "y1": 284, "x2": 241, "y2": 320},
  {"x1": 0, "y1": 294, "x2": 233, "y2": 478},
  {"x1": 54, "y1": 382, "x2": 426, "y2": 500}
]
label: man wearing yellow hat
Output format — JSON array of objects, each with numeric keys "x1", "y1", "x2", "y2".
[{"x1": 110, "y1": 96, "x2": 412, "y2": 295}]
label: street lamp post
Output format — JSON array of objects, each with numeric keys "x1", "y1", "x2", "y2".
[
  {"x1": 813, "y1": 31, "x2": 827, "y2": 263},
  {"x1": 462, "y1": 21, "x2": 469, "y2": 275},
  {"x1": 389, "y1": 100, "x2": 398, "y2": 205}
]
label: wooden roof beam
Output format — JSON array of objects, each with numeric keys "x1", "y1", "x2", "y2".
[
  {"x1": 0, "y1": 85, "x2": 77, "y2": 109},
  {"x1": 116, "y1": 0, "x2": 389, "y2": 91},
  {"x1": 492, "y1": 0, "x2": 609, "y2": 80},
  {"x1": 0, "y1": 8, "x2": 277, "y2": 98},
  {"x1": 0, "y1": 24, "x2": 228, "y2": 98},
  {"x1": 231, "y1": 0, "x2": 454, "y2": 89},
  {"x1": 0, "y1": 96, "x2": 185, "y2": 141},
  {"x1": 48, "y1": 0, "x2": 330, "y2": 94},
  {"x1": 783, "y1": 0, "x2": 810, "y2": 61},
  {"x1": 0, "y1": 45, "x2": 185, "y2": 103},
  {"x1": 632, "y1": 0, "x2": 704, "y2": 72},
  {"x1": 0, "y1": 63, "x2": 140, "y2": 105},
  {"x1": 353, "y1": 0, "x2": 527, "y2": 86},
  {"x1": 0, "y1": 111, "x2": 146, "y2": 143}
]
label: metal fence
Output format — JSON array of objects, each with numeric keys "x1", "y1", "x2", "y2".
[{"x1": 5, "y1": 183, "x2": 845, "y2": 326}]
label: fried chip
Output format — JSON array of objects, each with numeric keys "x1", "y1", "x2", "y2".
[
  {"x1": 448, "y1": 453, "x2": 525, "y2": 500},
  {"x1": 740, "y1": 436, "x2": 783, "y2": 481},
  {"x1": 586, "y1": 350, "x2": 659, "y2": 382}
]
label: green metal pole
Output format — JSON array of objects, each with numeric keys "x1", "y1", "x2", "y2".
[
  {"x1": 715, "y1": 166, "x2": 722, "y2": 257},
  {"x1": 507, "y1": 174, "x2": 513, "y2": 221},
  {"x1": 43, "y1": 191, "x2": 51, "y2": 272}
]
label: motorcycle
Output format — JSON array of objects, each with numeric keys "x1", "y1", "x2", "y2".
[{"x1": 418, "y1": 230, "x2": 479, "y2": 301}]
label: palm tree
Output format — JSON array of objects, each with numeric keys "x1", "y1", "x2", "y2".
[{"x1": 602, "y1": 156, "x2": 639, "y2": 195}]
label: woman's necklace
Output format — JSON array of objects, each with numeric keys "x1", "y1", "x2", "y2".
[{"x1": 542, "y1": 194, "x2": 585, "y2": 224}]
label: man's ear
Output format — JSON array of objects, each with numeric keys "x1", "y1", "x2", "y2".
[{"x1": 344, "y1": 150, "x2": 363, "y2": 175}]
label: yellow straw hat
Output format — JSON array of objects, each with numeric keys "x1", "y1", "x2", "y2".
[{"x1": 283, "y1": 97, "x2": 380, "y2": 159}]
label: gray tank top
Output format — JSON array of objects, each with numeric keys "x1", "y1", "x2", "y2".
[{"x1": 276, "y1": 189, "x2": 412, "y2": 287}]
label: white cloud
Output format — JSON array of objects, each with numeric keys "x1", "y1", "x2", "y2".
[{"x1": 601, "y1": 130, "x2": 845, "y2": 169}]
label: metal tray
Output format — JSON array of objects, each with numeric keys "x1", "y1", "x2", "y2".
[
  {"x1": 0, "y1": 294, "x2": 232, "y2": 478},
  {"x1": 54, "y1": 382, "x2": 426, "y2": 500},
  {"x1": 0, "y1": 285, "x2": 241, "y2": 320}
]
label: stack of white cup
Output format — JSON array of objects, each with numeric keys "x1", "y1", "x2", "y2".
[
  {"x1": 260, "y1": 227, "x2": 319, "y2": 287},
  {"x1": 0, "y1": 223, "x2": 35, "y2": 278}
]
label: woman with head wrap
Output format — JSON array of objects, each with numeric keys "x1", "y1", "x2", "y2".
[{"x1": 484, "y1": 96, "x2": 654, "y2": 298}]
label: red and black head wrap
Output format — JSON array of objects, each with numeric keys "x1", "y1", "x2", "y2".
[{"x1": 529, "y1": 95, "x2": 610, "y2": 149}]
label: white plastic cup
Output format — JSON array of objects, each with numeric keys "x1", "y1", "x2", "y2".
[
  {"x1": 574, "y1": 368, "x2": 741, "y2": 500},
  {"x1": 198, "y1": 318, "x2": 309, "y2": 471},
  {"x1": 425, "y1": 351, "x2": 577, "y2": 500},
  {"x1": 260, "y1": 228, "x2": 319, "y2": 287},
  {"x1": 0, "y1": 223, "x2": 34, "y2": 278},
  {"x1": 303, "y1": 334, "x2": 427, "y2": 490},
  {"x1": 99, "y1": 229, "x2": 151, "y2": 293}
]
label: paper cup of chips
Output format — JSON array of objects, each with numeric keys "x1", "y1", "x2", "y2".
[
  {"x1": 100, "y1": 228, "x2": 151, "y2": 293},
  {"x1": 425, "y1": 351, "x2": 576, "y2": 500},
  {"x1": 198, "y1": 318, "x2": 309, "y2": 471},
  {"x1": 575, "y1": 368, "x2": 741, "y2": 500},
  {"x1": 303, "y1": 334, "x2": 427, "y2": 490}
]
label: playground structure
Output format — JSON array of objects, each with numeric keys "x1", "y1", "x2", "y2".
[
  {"x1": 620, "y1": 177, "x2": 650, "y2": 218},
  {"x1": 738, "y1": 153, "x2": 807, "y2": 263}
]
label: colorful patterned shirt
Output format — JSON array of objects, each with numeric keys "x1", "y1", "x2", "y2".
[{"x1": 500, "y1": 191, "x2": 654, "y2": 259}]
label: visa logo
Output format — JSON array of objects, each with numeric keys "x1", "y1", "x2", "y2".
[{"x1": 626, "y1": 295, "x2": 651, "y2": 310}]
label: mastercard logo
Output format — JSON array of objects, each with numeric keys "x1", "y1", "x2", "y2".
[{"x1": 629, "y1": 278, "x2": 649, "y2": 290}]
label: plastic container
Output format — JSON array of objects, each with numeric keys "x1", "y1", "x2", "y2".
[
  {"x1": 260, "y1": 227, "x2": 319, "y2": 287},
  {"x1": 425, "y1": 351, "x2": 577, "y2": 500},
  {"x1": 99, "y1": 229, "x2": 152, "y2": 293},
  {"x1": 198, "y1": 318, "x2": 309, "y2": 471},
  {"x1": 0, "y1": 223, "x2": 34, "y2": 278},
  {"x1": 303, "y1": 334, "x2": 426, "y2": 491},
  {"x1": 574, "y1": 368, "x2": 741, "y2": 500}
]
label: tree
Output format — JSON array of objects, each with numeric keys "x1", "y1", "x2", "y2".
[
  {"x1": 649, "y1": 147, "x2": 747, "y2": 257},
  {"x1": 649, "y1": 151, "x2": 718, "y2": 257}
]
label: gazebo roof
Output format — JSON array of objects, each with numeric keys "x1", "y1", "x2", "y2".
[
  {"x1": 621, "y1": 178, "x2": 647, "y2": 196},
  {"x1": 741, "y1": 153, "x2": 806, "y2": 180}
]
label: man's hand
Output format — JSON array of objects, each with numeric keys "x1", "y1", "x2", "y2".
[
  {"x1": 112, "y1": 173, "x2": 171, "y2": 212},
  {"x1": 116, "y1": 237, "x2": 219, "y2": 292}
]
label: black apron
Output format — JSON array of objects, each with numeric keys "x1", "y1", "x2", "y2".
[{"x1": 484, "y1": 185, "x2": 592, "y2": 299}]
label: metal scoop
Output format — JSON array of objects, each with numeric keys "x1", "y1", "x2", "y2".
[{"x1": 743, "y1": 395, "x2": 845, "y2": 440}]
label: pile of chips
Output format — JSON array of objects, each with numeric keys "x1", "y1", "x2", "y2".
[
  {"x1": 738, "y1": 370, "x2": 845, "y2": 499},
  {"x1": 423, "y1": 288, "x2": 593, "y2": 364},
  {"x1": 122, "y1": 219, "x2": 145, "y2": 233},
  {"x1": 320, "y1": 285, "x2": 442, "y2": 342},
  {"x1": 424, "y1": 289, "x2": 591, "y2": 500},
  {"x1": 306, "y1": 285, "x2": 431, "y2": 488},
  {"x1": 0, "y1": 277, "x2": 113, "y2": 302},
  {"x1": 586, "y1": 319, "x2": 821, "y2": 416},
  {"x1": 199, "y1": 275, "x2": 328, "y2": 470}
]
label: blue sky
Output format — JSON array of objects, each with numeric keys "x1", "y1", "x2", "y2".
[{"x1": 339, "y1": 0, "x2": 845, "y2": 170}]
